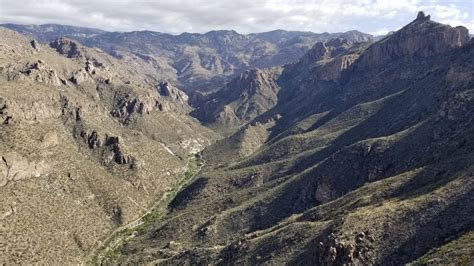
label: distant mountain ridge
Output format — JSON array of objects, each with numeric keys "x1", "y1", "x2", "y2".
[
  {"x1": 1, "y1": 23, "x2": 373, "y2": 93},
  {"x1": 0, "y1": 23, "x2": 106, "y2": 42}
]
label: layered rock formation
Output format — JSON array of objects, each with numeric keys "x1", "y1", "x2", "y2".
[{"x1": 286, "y1": 37, "x2": 369, "y2": 83}]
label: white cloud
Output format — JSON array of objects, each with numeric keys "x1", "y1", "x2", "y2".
[{"x1": 0, "y1": 0, "x2": 472, "y2": 34}]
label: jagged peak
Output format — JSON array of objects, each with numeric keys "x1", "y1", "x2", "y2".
[
  {"x1": 415, "y1": 11, "x2": 431, "y2": 22},
  {"x1": 354, "y1": 12, "x2": 470, "y2": 68}
]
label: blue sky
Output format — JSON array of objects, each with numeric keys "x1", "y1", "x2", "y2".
[{"x1": 0, "y1": 0, "x2": 472, "y2": 35}]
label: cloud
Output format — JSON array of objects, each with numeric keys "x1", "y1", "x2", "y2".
[{"x1": 0, "y1": 0, "x2": 472, "y2": 34}]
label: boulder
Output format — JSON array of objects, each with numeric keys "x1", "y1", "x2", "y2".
[
  {"x1": 70, "y1": 68, "x2": 89, "y2": 84},
  {"x1": 41, "y1": 131, "x2": 59, "y2": 148},
  {"x1": 30, "y1": 40, "x2": 40, "y2": 51},
  {"x1": 0, "y1": 152, "x2": 48, "y2": 187}
]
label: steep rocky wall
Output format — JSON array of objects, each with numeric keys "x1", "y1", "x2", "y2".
[{"x1": 357, "y1": 12, "x2": 469, "y2": 68}]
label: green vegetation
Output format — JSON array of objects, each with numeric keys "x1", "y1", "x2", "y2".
[
  {"x1": 412, "y1": 231, "x2": 474, "y2": 266},
  {"x1": 90, "y1": 153, "x2": 205, "y2": 264}
]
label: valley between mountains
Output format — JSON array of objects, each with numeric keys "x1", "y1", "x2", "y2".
[{"x1": 0, "y1": 11, "x2": 473, "y2": 265}]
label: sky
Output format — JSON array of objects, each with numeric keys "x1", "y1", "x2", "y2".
[{"x1": 0, "y1": 0, "x2": 472, "y2": 35}]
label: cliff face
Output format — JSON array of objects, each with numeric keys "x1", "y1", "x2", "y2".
[
  {"x1": 357, "y1": 12, "x2": 469, "y2": 68},
  {"x1": 282, "y1": 37, "x2": 369, "y2": 86}
]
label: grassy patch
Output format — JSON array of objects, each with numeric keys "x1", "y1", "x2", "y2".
[{"x1": 412, "y1": 231, "x2": 474, "y2": 265}]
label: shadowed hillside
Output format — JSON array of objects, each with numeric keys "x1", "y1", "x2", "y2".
[
  {"x1": 0, "y1": 11, "x2": 472, "y2": 265},
  {"x1": 101, "y1": 12, "x2": 474, "y2": 265}
]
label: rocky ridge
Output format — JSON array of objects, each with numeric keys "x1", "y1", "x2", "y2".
[
  {"x1": 2, "y1": 23, "x2": 373, "y2": 93},
  {"x1": 191, "y1": 67, "x2": 282, "y2": 133},
  {"x1": 356, "y1": 11, "x2": 469, "y2": 69},
  {"x1": 106, "y1": 13, "x2": 474, "y2": 265}
]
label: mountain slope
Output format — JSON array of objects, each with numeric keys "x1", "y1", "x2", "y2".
[
  {"x1": 104, "y1": 13, "x2": 474, "y2": 265},
  {"x1": 190, "y1": 67, "x2": 283, "y2": 134},
  {"x1": 0, "y1": 27, "x2": 217, "y2": 264}
]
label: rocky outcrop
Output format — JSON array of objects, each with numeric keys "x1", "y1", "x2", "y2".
[
  {"x1": 356, "y1": 12, "x2": 469, "y2": 68},
  {"x1": 30, "y1": 40, "x2": 40, "y2": 51},
  {"x1": 316, "y1": 232, "x2": 374, "y2": 265},
  {"x1": 85, "y1": 60, "x2": 96, "y2": 74},
  {"x1": 18, "y1": 60, "x2": 62, "y2": 86},
  {"x1": 319, "y1": 52, "x2": 360, "y2": 81},
  {"x1": 156, "y1": 81, "x2": 190, "y2": 112},
  {"x1": 0, "y1": 152, "x2": 49, "y2": 187},
  {"x1": 111, "y1": 82, "x2": 191, "y2": 120},
  {"x1": 60, "y1": 95, "x2": 87, "y2": 122},
  {"x1": 415, "y1": 11, "x2": 431, "y2": 21},
  {"x1": 69, "y1": 59, "x2": 105, "y2": 84},
  {"x1": 0, "y1": 98, "x2": 11, "y2": 124},
  {"x1": 287, "y1": 37, "x2": 367, "y2": 82},
  {"x1": 77, "y1": 129, "x2": 135, "y2": 165},
  {"x1": 104, "y1": 135, "x2": 134, "y2": 165},
  {"x1": 111, "y1": 93, "x2": 157, "y2": 118},
  {"x1": 49, "y1": 38, "x2": 82, "y2": 58},
  {"x1": 70, "y1": 68, "x2": 90, "y2": 84},
  {"x1": 300, "y1": 42, "x2": 328, "y2": 64}
]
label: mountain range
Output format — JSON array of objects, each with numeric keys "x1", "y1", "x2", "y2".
[
  {"x1": 1, "y1": 23, "x2": 372, "y2": 94},
  {"x1": 0, "y1": 11, "x2": 473, "y2": 265}
]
